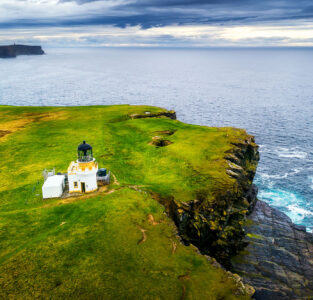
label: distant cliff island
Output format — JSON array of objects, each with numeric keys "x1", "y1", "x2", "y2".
[{"x1": 0, "y1": 44, "x2": 45, "y2": 58}]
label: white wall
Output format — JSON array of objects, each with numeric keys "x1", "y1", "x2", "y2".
[
  {"x1": 68, "y1": 172, "x2": 97, "y2": 193},
  {"x1": 42, "y1": 176, "x2": 65, "y2": 199}
]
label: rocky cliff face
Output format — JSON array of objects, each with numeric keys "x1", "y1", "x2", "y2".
[
  {"x1": 153, "y1": 126, "x2": 313, "y2": 298},
  {"x1": 167, "y1": 137, "x2": 260, "y2": 266},
  {"x1": 232, "y1": 199, "x2": 313, "y2": 299},
  {"x1": 0, "y1": 45, "x2": 45, "y2": 58}
]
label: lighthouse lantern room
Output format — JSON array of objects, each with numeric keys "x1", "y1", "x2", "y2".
[{"x1": 68, "y1": 141, "x2": 98, "y2": 193}]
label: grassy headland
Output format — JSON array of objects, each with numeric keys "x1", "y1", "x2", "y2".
[{"x1": 0, "y1": 105, "x2": 257, "y2": 299}]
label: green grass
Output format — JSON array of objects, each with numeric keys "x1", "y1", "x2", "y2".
[{"x1": 0, "y1": 105, "x2": 252, "y2": 299}]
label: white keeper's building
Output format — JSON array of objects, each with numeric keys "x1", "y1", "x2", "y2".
[
  {"x1": 42, "y1": 174, "x2": 65, "y2": 199},
  {"x1": 67, "y1": 141, "x2": 98, "y2": 194}
]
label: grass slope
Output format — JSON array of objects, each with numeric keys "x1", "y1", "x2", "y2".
[{"x1": 0, "y1": 105, "x2": 251, "y2": 299}]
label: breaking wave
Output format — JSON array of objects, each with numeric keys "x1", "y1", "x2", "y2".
[
  {"x1": 275, "y1": 147, "x2": 308, "y2": 159},
  {"x1": 287, "y1": 204, "x2": 313, "y2": 222},
  {"x1": 258, "y1": 189, "x2": 299, "y2": 208},
  {"x1": 256, "y1": 168, "x2": 302, "y2": 186},
  {"x1": 258, "y1": 188, "x2": 313, "y2": 232}
]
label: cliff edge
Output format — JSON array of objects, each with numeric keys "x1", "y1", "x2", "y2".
[
  {"x1": 0, "y1": 44, "x2": 45, "y2": 58},
  {"x1": 169, "y1": 136, "x2": 260, "y2": 267},
  {"x1": 131, "y1": 108, "x2": 313, "y2": 299}
]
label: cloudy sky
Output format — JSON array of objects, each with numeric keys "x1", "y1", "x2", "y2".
[{"x1": 1, "y1": 0, "x2": 313, "y2": 47}]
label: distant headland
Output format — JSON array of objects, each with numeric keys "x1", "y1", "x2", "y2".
[{"x1": 0, "y1": 44, "x2": 45, "y2": 58}]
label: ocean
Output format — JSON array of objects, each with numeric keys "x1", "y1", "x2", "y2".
[{"x1": 1, "y1": 47, "x2": 313, "y2": 232}]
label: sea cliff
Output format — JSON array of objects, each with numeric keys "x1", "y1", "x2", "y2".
[
  {"x1": 0, "y1": 44, "x2": 45, "y2": 58},
  {"x1": 128, "y1": 108, "x2": 313, "y2": 299},
  {"x1": 168, "y1": 137, "x2": 260, "y2": 266},
  {"x1": 0, "y1": 105, "x2": 312, "y2": 299}
]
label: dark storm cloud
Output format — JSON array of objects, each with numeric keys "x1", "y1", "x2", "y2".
[
  {"x1": 60, "y1": 0, "x2": 246, "y2": 5},
  {"x1": 1, "y1": 0, "x2": 313, "y2": 29},
  {"x1": 60, "y1": 0, "x2": 311, "y2": 9}
]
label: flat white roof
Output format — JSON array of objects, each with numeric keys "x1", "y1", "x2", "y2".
[{"x1": 43, "y1": 175, "x2": 65, "y2": 188}]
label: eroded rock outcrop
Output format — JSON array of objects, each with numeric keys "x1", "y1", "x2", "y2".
[
  {"x1": 232, "y1": 200, "x2": 313, "y2": 299},
  {"x1": 130, "y1": 110, "x2": 176, "y2": 120},
  {"x1": 0, "y1": 44, "x2": 45, "y2": 58},
  {"x1": 168, "y1": 137, "x2": 260, "y2": 266}
]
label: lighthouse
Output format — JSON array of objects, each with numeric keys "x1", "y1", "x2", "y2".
[{"x1": 67, "y1": 141, "x2": 98, "y2": 193}]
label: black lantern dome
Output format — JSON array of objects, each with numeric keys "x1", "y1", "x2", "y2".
[{"x1": 77, "y1": 141, "x2": 93, "y2": 162}]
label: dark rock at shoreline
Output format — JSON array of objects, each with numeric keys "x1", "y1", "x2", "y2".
[
  {"x1": 232, "y1": 199, "x2": 313, "y2": 299},
  {"x1": 130, "y1": 110, "x2": 176, "y2": 120},
  {"x1": 0, "y1": 44, "x2": 45, "y2": 58}
]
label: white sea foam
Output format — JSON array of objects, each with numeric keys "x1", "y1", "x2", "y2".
[
  {"x1": 293, "y1": 168, "x2": 302, "y2": 174},
  {"x1": 287, "y1": 204, "x2": 313, "y2": 222},
  {"x1": 275, "y1": 147, "x2": 307, "y2": 159},
  {"x1": 259, "y1": 188, "x2": 313, "y2": 225},
  {"x1": 257, "y1": 168, "x2": 302, "y2": 181},
  {"x1": 259, "y1": 173, "x2": 289, "y2": 179},
  {"x1": 258, "y1": 189, "x2": 300, "y2": 207}
]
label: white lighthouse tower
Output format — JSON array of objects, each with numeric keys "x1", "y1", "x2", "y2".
[{"x1": 68, "y1": 141, "x2": 98, "y2": 194}]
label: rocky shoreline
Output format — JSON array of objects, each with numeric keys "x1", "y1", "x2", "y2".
[
  {"x1": 0, "y1": 44, "x2": 45, "y2": 58},
  {"x1": 152, "y1": 114, "x2": 313, "y2": 298},
  {"x1": 232, "y1": 189, "x2": 313, "y2": 299}
]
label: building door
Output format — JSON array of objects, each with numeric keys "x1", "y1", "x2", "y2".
[{"x1": 81, "y1": 182, "x2": 86, "y2": 193}]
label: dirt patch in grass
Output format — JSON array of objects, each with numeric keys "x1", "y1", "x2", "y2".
[
  {"x1": 23, "y1": 111, "x2": 68, "y2": 123},
  {"x1": 43, "y1": 185, "x2": 114, "y2": 208},
  {"x1": 178, "y1": 273, "x2": 190, "y2": 300},
  {"x1": 137, "y1": 226, "x2": 147, "y2": 244},
  {"x1": 111, "y1": 173, "x2": 120, "y2": 185},
  {"x1": 0, "y1": 130, "x2": 11, "y2": 139},
  {"x1": 149, "y1": 136, "x2": 173, "y2": 147},
  {"x1": 148, "y1": 214, "x2": 159, "y2": 226},
  {"x1": 171, "y1": 240, "x2": 177, "y2": 254},
  {"x1": 0, "y1": 111, "x2": 68, "y2": 142}
]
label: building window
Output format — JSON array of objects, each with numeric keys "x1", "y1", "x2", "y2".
[{"x1": 74, "y1": 182, "x2": 78, "y2": 188}]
